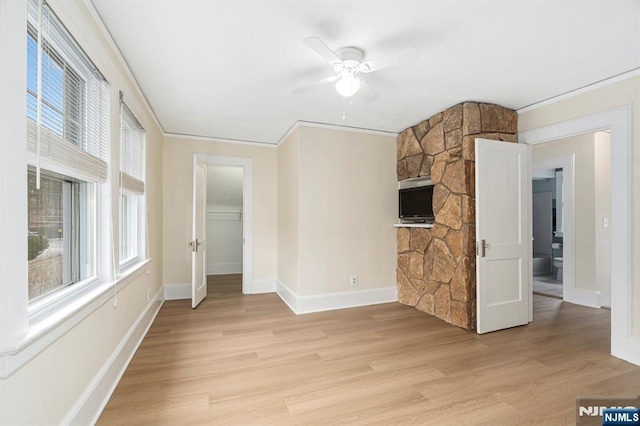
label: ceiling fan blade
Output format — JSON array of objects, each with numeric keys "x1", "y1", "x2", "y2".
[
  {"x1": 292, "y1": 74, "x2": 339, "y2": 94},
  {"x1": 303, "y1": 36, "x2": 343, "y2": 65},
  {"x1": 358, "y1": 78, "x2": 379, "y2": 103},
  {"x1": 362, "y1": 47, "x2": 418, "y2": 73}
]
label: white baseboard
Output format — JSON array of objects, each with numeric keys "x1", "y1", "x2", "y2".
[
  {"x1": 276, "y1": 281, "x2": 398, "y2": 315},
  {"x1": 628, "y1": 337, "x2": 640, "y2": 367},
  {"x1": 597, "y1": 291, "x2": 611, "y2": 308},
  {"x1": 564, "y1": 287, "x2": 601, "y2": 308},
  {"x1": 613, "y1": 334, "x2": 640, "y2": 367},
  {"x1": 276, "y1": 280, "x2": 298, "y2": 312},
  {"x1": 252, "y1": 279, "x2": 276, "y2": 294},
  {"x1": 207, "y1": 263, "x2": 242, "y2": 275},
  {"x1": 164, "y1": 282, "x2": 191, "y2": 300},
  {"x1": 64, "y1": 287, "x2": 164, "y2": 425}
]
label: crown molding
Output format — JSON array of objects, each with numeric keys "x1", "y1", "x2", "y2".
[
  {"x1": 276, "y1": 120, "x2": 398, "y2": 146},
  {"x1": 164, "y1": 132, "x2": 277, "y2": 148},
  {"x1": 517, "y1": 68, "x2": 640, "y2": 114}
]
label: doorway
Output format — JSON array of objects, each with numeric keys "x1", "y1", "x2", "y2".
[
  {"x1": 206, "y1": 164, "x2": 244, "y2": 280},
  {"x1": 194, "y1": 154, "x2": 254, "y2": 295},
  {"x1": 519, "y1": 106, "x2": 637, "y2": 365},
  {"x1": 530, "y1": 132, "x2": 611, "y2": 306},
  {"x1": 532, "y1": 167, "x2": 563, "y2": 299}
]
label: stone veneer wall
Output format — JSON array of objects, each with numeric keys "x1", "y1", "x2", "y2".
[{"x1": 396, "y1": 102, "x2": 517, "y2": 329}]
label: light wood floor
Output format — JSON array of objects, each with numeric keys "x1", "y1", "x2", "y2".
[{"x1": 98, "y1": 274, "x2": 640, "y2": 425}]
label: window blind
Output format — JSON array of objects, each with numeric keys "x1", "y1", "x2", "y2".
[
  {"x1": 119, "y1": 97, "x2": 145, "y2": 195},
  {"x1": 26, "y1": 0, "x2": 109, "y2": 184}
]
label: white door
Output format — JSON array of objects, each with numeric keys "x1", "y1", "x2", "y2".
[
  {"x1": 476, "y1": 138, "x2": 531, "y2": 334},
  {"x1": 192, "y1": 156, "x2": 207, "y2": 308}
]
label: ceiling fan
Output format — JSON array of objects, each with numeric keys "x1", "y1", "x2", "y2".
[{"x1": 294, "y1": 36, "x2": 419, "y2": 101}]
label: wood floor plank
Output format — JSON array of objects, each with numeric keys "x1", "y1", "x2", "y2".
[{"x1": 98, "y1": 274, "x2": 640, "y2": 425}]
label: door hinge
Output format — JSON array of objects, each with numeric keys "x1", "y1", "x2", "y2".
[{"x1": 189, "y1": 239, "x2": 201, "y2": 253}]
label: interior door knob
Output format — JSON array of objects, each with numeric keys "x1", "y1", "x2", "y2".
[{"x1": 480, "y1": 239, "x2": 490, "y2": 257}]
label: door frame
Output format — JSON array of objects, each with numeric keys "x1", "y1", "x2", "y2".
[
  {"x1": 195, "y1": 154, "x2": 254, "y2": 295},
  {"x1": 519, "y1": 105, "x2": 637, "y2": 365}
]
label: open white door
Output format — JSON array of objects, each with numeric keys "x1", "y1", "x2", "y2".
[
  {"x1": 476, "y1": 138, "x2": 531, "y2": 334},
  {"x1": 192, "y1": 156, "x2": 207, "y2": 308}
]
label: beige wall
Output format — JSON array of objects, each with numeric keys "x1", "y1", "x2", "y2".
[
  {"x1": 297, "y1": 126, "x2": 397, "y2": 296},
  {"x1": 519, "y1": 75, "x2": 639, "y2": 325},
  {"x1": 0, "y1": 0, "x2": 164, "y2": 423},
  {"x1": 533, "y1": 133, "x2": 597, "y2": 291},
  {"x1": 144, "y1": 114, "x2": 164, "y2": 304},
  {"x1": 163, "y1": 137, "x2": 278, "y2": 284},
  {"x1": 277, "y1": 129, "x2": 300, "y2": 292},
  {"x1": 1, "y1": 274, "x2": 153, "y2": 424}
]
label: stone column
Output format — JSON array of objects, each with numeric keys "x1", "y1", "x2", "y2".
[{"x1": 396, "y1": 102, "x2": 517, "y2": 329}]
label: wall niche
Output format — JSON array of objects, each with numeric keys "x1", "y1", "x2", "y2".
[{"x1": 396, "y1": 102, "x2": 517, "y2": 329}]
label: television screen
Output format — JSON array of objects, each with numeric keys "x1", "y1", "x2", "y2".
[{"x1": 399, "y1": 185, "x2": 434, "y2": 220}]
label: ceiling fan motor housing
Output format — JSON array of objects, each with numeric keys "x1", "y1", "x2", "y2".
[{"x1": 333, "y1": 47, "x2": 370, "y2": 74}]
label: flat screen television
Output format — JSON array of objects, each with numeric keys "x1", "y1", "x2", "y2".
[{"x1": 399, "y1": 185, "x2": 434, "y2": 222}]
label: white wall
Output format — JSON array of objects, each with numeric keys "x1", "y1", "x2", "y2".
[
  {"x1": 0, "y1": 0, "x2": 164, "y2": 423},
  {"x1": 297, "y1": 126, "x2": 397, "y2": 297},
  {"x1": 206, "y1": 165, "x2": 243, "y2": 275},
  {"x1": 594, "y1": 131, "x2": 611, "y2": 305},
  {"x1": 532, "y1": 133, "x2": 597, "y2": 291},
  {"x1": 206, "y1": 212, "x2": 243, "y2": 274},
  {"x1": 163, "y1": 136, "x2": 277, "y2": 285}
]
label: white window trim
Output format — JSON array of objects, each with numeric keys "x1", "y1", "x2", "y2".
[
  {"x1": 118, "y1": 97, "x2": 146, "y2": 270},
  {"x1": 118, "y1": 190, "x2": 146, "y2": 270},
  {"x1": 0, "y1": 258, "x2": 150, "y2": 378},
  {"x1": 0, "y1": 0, "x2": 155, "y2": 379},
  {"x1": 0, "y1": 0, "x2": 30, "y2": 355},
  {"x1": 28, "y1": 276, "x2": 100, "y2": 316}
]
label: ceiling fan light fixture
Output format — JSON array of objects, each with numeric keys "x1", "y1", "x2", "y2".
[{"x1": 335, "y1": 73, "x2": 361, "y2": 97}]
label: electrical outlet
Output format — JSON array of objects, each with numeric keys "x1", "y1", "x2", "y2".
[
  {"x1": 147, "y1": 288, "x2": 151, "y2": 301},
  {"x1": 350, "y1": 275, "x2": 358, "y2": 286}
]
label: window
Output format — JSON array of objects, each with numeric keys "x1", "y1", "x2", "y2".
[
  {"x1": 28, "y1": 168, "x2": 95, "y2": 301},
  {"x1": 27, "y1": 30, "x2": 84, "y2": 146},
  {"x1": 119, "y1": 98, "x2": 146, "y2": 265},
  {"x1": 26, "y1": 0, "x2": 109, "y2": 303},
  {"x1": 119, "y1": 191, "x2": 138, "y2": 262}
]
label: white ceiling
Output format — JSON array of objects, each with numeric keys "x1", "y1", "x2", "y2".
[{"x1": 92, "y1": 0, "x2": 640, "y2": 145}]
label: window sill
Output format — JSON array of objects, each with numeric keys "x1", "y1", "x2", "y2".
[
  {"x1": 0, "y1": 258, "x2": 151, "y2": 378},
  {"x1": 119, "y1": 255, "x2": 141, "y2": 273}
]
